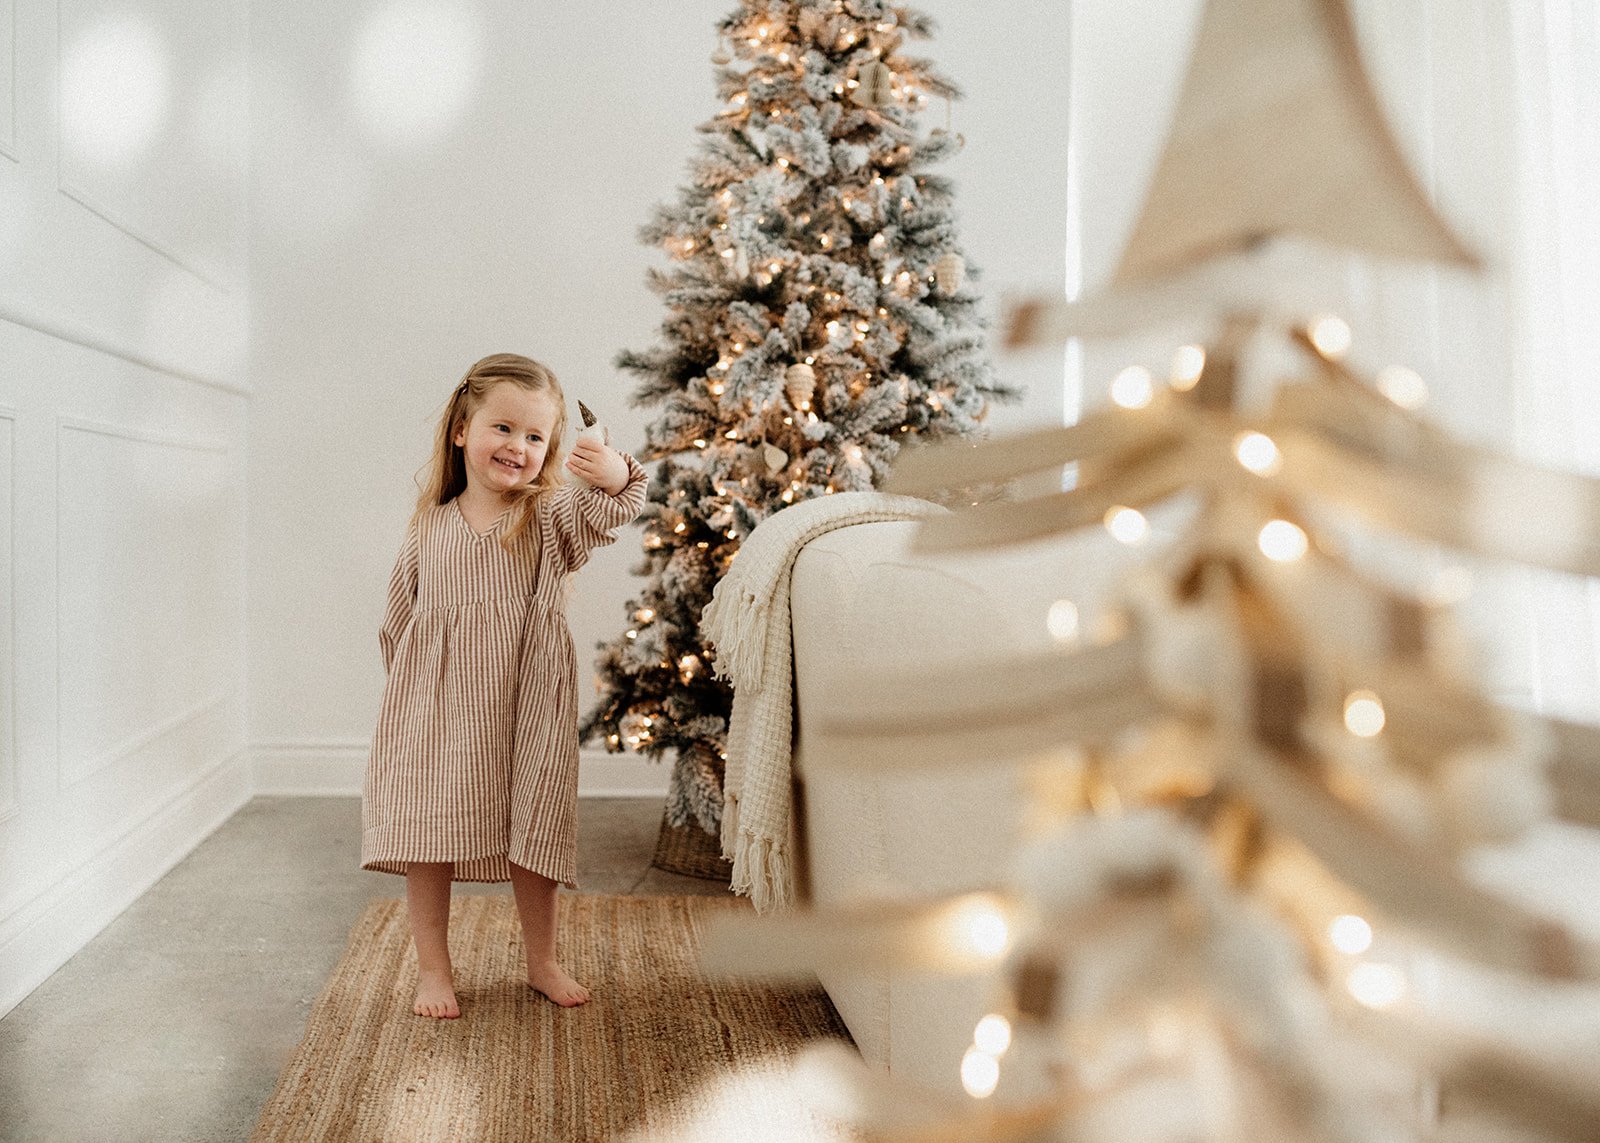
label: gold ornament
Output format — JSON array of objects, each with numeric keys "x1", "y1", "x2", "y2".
[
  {"x1": 763, "y1": 443, "x2": 789, "y2": 472},
  {"x1": 934, "y1": 251, "x2": 966, "y2": 295},
  {"x1": 784, "y1": 362, "x2": 817, "y2": 408},
  {"x1": 850, "y1": 61, "x2": 894, "y2": 108},
  {"x1": 711, "y1": 38, "x2": 731, "y2": 65}
]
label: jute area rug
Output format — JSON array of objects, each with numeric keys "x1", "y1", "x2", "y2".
[{"x1": 251, "y1": 894, "x2": 858, "y2": 1142}]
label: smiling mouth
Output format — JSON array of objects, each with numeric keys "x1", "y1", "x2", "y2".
[{"x1": 493, "y1": 457, "x2": 522, "y2": 471}]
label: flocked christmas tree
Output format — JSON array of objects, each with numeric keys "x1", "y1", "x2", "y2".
[{"x1": 580, "y1": 0, "x2": 1014, "y2": 838}]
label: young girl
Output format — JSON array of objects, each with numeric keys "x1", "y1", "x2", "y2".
[{"x1": 362, "y1": 352, "x2": 646, "y2": 1017}]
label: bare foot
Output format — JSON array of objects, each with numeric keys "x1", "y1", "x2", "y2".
[
  {"x1": 528, "y1": 960, "x2": 590, "y2": 1007},
  {"x1": 414, "y1": 968, "x2": 461, "y2": 1019}
]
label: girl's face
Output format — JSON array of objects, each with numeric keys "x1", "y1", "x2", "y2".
[{"x1": 453, "y1": 382, "x2": 559, "y2": 498}]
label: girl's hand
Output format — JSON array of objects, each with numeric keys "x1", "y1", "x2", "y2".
[{"x1": 566, "y1": 438, "x2": 630, "y2": 495}]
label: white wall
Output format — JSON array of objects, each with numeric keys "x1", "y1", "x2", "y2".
[
  {"x1": 0, "y1": 0, "x2": 251, "y2": 1016},
  {"x1": 246, "y1": 0, "x2": 1073, "y2": 797}
]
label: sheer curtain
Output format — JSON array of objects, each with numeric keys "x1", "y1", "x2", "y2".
[
  {"x1": 1501, "y1": 2, "x2": 1600, "y2": 721},
  {"x1": 1358, "y1": 0, "x2": 1600, "y2": 721}
]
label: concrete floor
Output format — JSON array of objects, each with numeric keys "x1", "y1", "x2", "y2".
[{"x1": 0, "y1": 797, "x2": 730, "y2": 1143}]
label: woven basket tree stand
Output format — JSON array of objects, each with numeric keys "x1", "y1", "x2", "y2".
[{"x1": 651, "y1": 812, "x2": 733, "y2": 881}]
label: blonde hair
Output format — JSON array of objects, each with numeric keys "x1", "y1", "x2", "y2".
[{"x1": 416, "y1": 353, "x2": 569, "y2": 546}]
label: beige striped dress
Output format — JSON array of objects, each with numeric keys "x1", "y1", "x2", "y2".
[{"x1": 361, "y1": 454, "x2": 647, "y2": 887}]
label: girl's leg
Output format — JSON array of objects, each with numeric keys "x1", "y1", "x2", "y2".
[
  {"x1": 508, "y1": 862, "x2": 590, "y2": 1007},
  {"x1": 405, "y1": 862, "x2": 460, "y2": 1018}
]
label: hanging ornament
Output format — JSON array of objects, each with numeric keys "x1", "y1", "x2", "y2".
[
  {"x1": 928, "y1": 126, "x2": 967, "y2": 152},
  {"x1": 711, "y1": 37, "x2": 731, "y2": 65},
  {"x1": 732, "y1": 247, "x2": 750, "y2": 279},
  {"x1": 763, "y1": 442, "x2": 789, "y2": 472},
  {"x1": 571, "y1": 400, "x2": 610, "y2": 488},
  {"x1": 784, "y1": 362, "x2": 817, "y2": 408},
  {"x1": 850, "y1": 61, "x2": 894, "y2": 108},
  {"x1": 934, "y1": 251, "x2": 966, "y2": 294}
]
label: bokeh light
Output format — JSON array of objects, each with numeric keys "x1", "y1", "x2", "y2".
[
  {"x1": 60, "y1": 15, "x2": 171, "y2": 168},
  {"x1": 350, "y1": 1, "x2": 484, "y2": 149}
]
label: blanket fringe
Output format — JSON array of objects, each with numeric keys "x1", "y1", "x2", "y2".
[
  {"x1": 701, "y1": 587, "x2": 769, "y2": 692},
  {"x1": 728, "y1": 827, "x2": 794, "y2": 915}
]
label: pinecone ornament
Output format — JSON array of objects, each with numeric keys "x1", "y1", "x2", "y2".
[
  {"x1": 784, "y1": 362, "x2": 817, "y2": 409},
  {"x1": 934, "y1": 251, "x2": 966, "y2": 294}
]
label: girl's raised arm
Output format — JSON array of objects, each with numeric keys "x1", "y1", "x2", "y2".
[
  {"x1": 378, "y1": 518, "x2": 421, "y2": 672},
  {"x1": 548, "y1": 452, "x2": 648, "y2": 572}
]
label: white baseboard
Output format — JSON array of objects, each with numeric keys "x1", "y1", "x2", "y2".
[
  {"x1": 252, "y1": 741, "x2": 671, "y2": 799},
  {"x1": 0, "y1": 754, "x2": 253, "y2": 1019}
]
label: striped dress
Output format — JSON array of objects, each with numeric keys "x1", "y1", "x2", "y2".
[{"x1": 361, "y1": 454, "x2": 647, "y2": 887}]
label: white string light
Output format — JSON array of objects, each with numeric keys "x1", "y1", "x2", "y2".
[
  {"x1": 1233, "y1": 432, "x2": 1282, "y2": 475},
  {"x1": 1376, "y1": 365, "x2": 1428, "y2": 409},
  {"x1": 973, "y1": 1014, "x2": 1012, "y2": 1056},
  {"x1": 1258, "y1": 519, "x2": 1308, "y2": 561},
  {"x1": 1328, "y1": 914, "x2": 1374, "y2": 955},
  {"x1": 1105, "y1": 506, "x2": 1149, "y2": 545},
  {"x1": 1343, "y1": 691, "x2": 1386, "y2": 737},
  {"x1": 960, "y1": 1047, "x2": 1000, "y2": 1098},
  {"x1": 1308, "y1": 314, "x2": 1353, "y2": 359},
  {"x1": 1047, "y1": 599, "x2": 1080, "y2": 642},
  {"x1": 1346, "y1": 962, "x2": 1406, "y2": 1009},
  {"x1": 1110, "y1": 365, "x2": 1156, "y2": 409},
  {"x1": 1170, "y1": 344, "x2": 1206, "y2": 390},
  {"x1": 942, "y1": 897, "x2": 1011, "y2": 960}
]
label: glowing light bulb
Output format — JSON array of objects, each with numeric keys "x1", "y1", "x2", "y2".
[
  {"x1": 945, "y1": 897, "x2": 1010, "y2": 959},
  {"x1": 1105, "y1": 507, "x2": 1148, "y2": 545},
  {"x1": 1234, "y1": 432, "x2": 1281, "y2": 475},
  {"x1": 1346, "y1": 962, "x2": 1406, "y2": 1009},
  {"x1": 1258, "y1": 519, "x2": 1308, "y2": 562},
  {"x1": 973, "y1": 1014, "x2": 1012, "y2": 1056},
  {"x1": 1170, "y1": 344, "x2": 1206, "y2": 389},
  {"x1": 1047, "y1": 599, "x2": 1079, "y2": 642},
  {"x1": 960, "y1": 1048, "x2": 1000, "y2": 1098},
  {"x1": 1343, "y1": 690, "x2": 1386, "y2": 737},
  {"x1": 635, "y1": 608, "x2": 655, "y2": 623},
  {"x1": 1109, "y1": 365, "x2": 1155, "y2": 409},
  {"x1": 625, "y1": 629, "x2": 638, "y2": 640},
  {"x1": 1329, "y1": 914, "x2": 1374, "y2": 955},
  {"x1": 1377, "y1": 365, "x2": 1428, "y2": 409},
  {"x1": 692, "y1": 439, "x2": 707, "y2": 449},
  {"x1": 1309, "y1": 314, "x2": 1353, "y2": 360}
]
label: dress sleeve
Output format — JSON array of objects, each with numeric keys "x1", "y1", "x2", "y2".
[
  {"x1": 378, "y1": 517, "x2": 420, "y2": 673},
  {"x1": 546, "y1": 452, "x2": 649, "y2": 573}
]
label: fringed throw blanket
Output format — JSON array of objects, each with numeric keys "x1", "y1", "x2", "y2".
[{"x1": 700, "y1": 492, "x2": 948, "y2": 912}]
